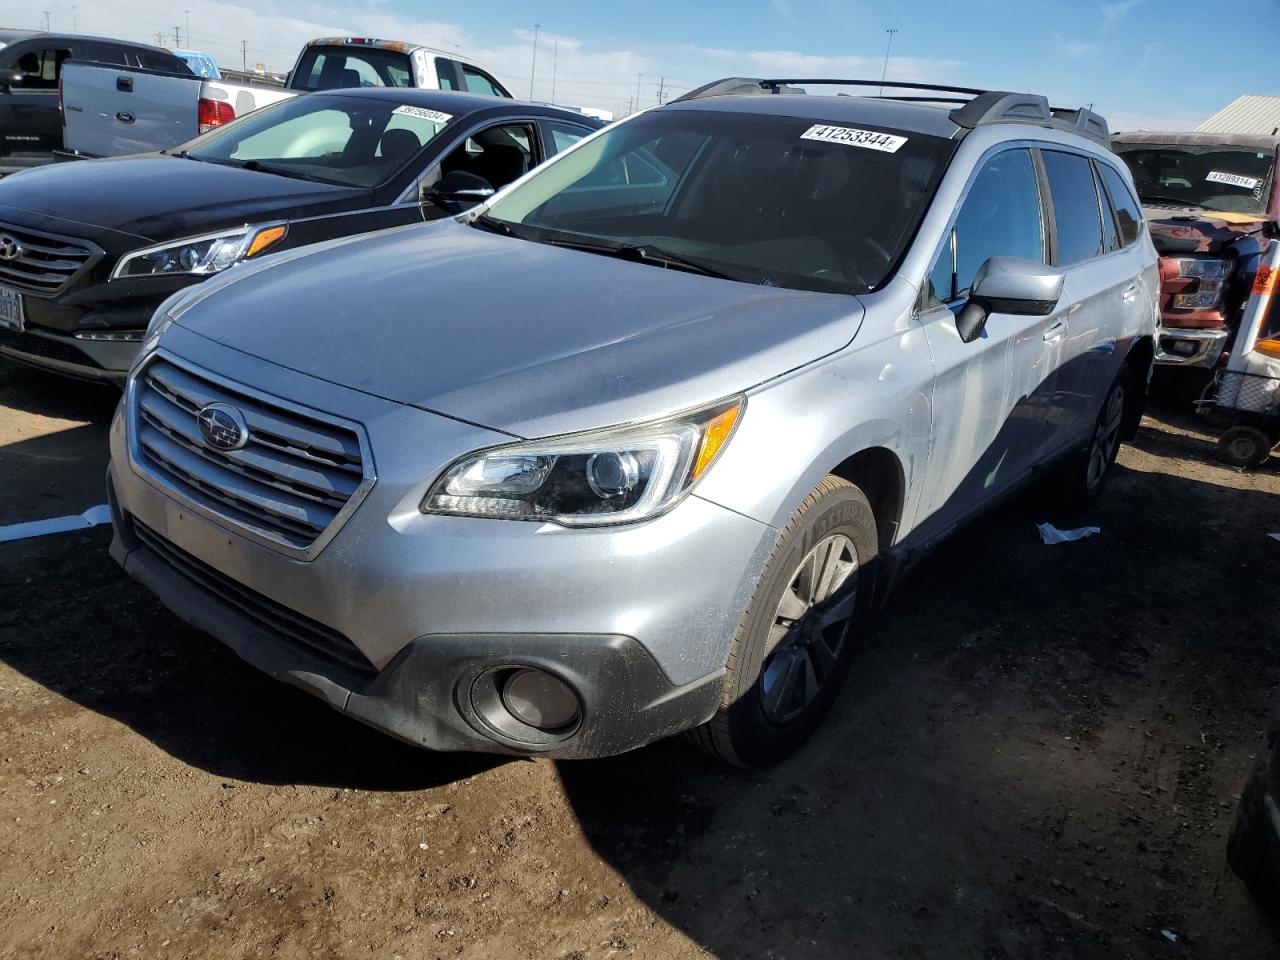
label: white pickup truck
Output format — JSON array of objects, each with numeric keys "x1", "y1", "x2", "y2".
[{"x1": 60, "y1": 37, "x2": 513, "y2": 158}]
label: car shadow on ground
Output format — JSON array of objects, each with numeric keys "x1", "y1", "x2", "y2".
[
  {"x1": 0, "y1": 527, "x2": 503, "y2": 791},
  {"x1": 557, "y1": 459, "x2": 1280, "y2": 959},
  {"x1": 0, "y1": 357, "x2": 119, "y2": 422}
]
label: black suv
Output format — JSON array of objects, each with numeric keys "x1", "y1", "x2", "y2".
[{"x1": 0, "y1": 29, "x2": 191, "y2": 173}]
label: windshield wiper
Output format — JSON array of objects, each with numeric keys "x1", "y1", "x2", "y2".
[
  {"x1": 240, "y1": 160, "x2": 337, "y2": 185},
  {"x1": 544, "y1": 236, "x2": 741, "y2": 281},
  {"x1": 470, "y1": 214, "x2": 517, "y2": 236},
  {"x1": 1140, "y1": 194, "x2": 1206, "y2": 209}
]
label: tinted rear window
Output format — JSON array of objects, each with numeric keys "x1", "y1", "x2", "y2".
[
  {"x1": 293, "y1": 47, "x2": 413, "y2": 91},
  {"x1": 1042, "y1": 150, "x2": 1105, "y2": 265}
]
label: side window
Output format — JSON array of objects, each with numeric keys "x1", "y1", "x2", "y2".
[
  {"x1": 940, "y1": 149, "x2": 1045, "y2": 302},
  {"x1": 462, "y1": 66, "x2": 506, "y2": 98},
  {"x1": 1093, "y1": 163, "x2": 1121, "y2": 253},
  {"x1": 1041, "y1": 150, "x2": 1106, "y2": 265},
  {"x1": 15, "y1": 47, "x2": 72, "y2": 88},
  {"x1": 439, "y1": 123, "x2": 535, "y2": 191},
  {"x1": 229, "y1": 109, "x2": 354, "y2": 161},
  {"x1": 84, "y1": 43, "x2": 128, "y2": 66},
  {"x1": 435, "y1": 58, "x2": 460, "y2": 90},
  {"x1": 1098, "y1": 163, "x2": 1143, "y2": 247},
  {"x1": 545, "y1": 121, "x2": 592, "y2": 155}
]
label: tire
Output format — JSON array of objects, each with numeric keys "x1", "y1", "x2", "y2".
[
  {"x1": 1227, "y1": 764, "x2": 1280, "y2": 904},
  {"x1": 1051, "y1": 364, "x2": 1134, "y2": 511},
  {"x1": 690, "y1": 476, "x2": 878, "y2": 768},
  {"x1": 1216, "y1": 426, "x2": 1274, "y2": 469}
]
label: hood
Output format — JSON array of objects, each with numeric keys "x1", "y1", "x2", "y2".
[
  {"x1": 171, "y1": 220, "x2": 864, "y2": 438},
  {"x1": 1142, "y1": 205, "x2": 1272, "y2": 255},
  {"x1": 0, "y1": 156, "x2": 368, "y2": 243}
]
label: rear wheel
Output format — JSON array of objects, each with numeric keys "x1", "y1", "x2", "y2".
[
  {"x1": 1227, "y1": 764, "x2": 1280, "y2": 903},
  {"x1": 690, "y1": 476, "x2": 877, "y2": 768},
  {"x1": 1216, "y1": 426, "x2": 1274, "y2": 469}
]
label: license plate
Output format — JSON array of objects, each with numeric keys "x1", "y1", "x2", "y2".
[{"x1": 0, "y1": 285, "x2": 24, "y2": 333}]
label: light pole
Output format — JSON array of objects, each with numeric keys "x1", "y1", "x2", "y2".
[
  {"x1": 184, "y1": 10, "x2": 190, "y2": 48},
  {"x1": 550, "y1": 40, "x2": 560, "y2": 105},
  {"x1": 879, "y1": 28, "x2": 899, "y2": 96},
  {"x1": 528, "y1": 24, "x2": 540, "y2": 100},
  {"x1": 634, "y1": 72, "x2": 643, "y2": 112}
]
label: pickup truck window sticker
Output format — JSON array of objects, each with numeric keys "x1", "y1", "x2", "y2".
[
  {"x1": 1206, "y1": 170, "x2": 1261, "y2": 191},
  {"x1": 800, "y1": 124, "x2": 907, "y2": 154},
  {"x1": 392, "y1": 105, "x2": 453, "y2": 124}
]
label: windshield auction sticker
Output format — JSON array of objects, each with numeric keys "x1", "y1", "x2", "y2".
[
  {"x1": 1206, "y1": 170, "x2": 1260, "y2": 190},
  {"x1": 800, "y1": 124, "x2": 907, "y2": 153},
  {"x1": 392, "y1": 105, "x2": 453, "y2": 124}
]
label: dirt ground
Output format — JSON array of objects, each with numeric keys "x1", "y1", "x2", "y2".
[{"x1": 1, "y1": 359, "x2": 1279, "y2": 960}]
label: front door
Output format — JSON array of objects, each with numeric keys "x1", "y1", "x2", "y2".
[
  {"x1": 0, "y1": 42, "x2": 72, "y2": 165},
  {"x1": 912, "y1": 147, "x2": 1056, "y2": 539}
]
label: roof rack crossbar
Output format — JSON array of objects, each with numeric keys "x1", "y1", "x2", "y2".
[{"x1": 671, "y1": 77, "x2": 1112, "y2": 149}]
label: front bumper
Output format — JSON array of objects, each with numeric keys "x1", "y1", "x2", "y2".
[
  {"x1": 108, "y1": 332, "x2": 775, "y2": 757},
  {"x1": 0, "y1": 325, "x2": 139, "y2": 382},
  {"x1": 1155, "y1": 326, "x2": 1228, "y2": 368}
]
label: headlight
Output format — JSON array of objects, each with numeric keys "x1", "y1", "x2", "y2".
[
  {"x1": 1166, "y1": 257, "x2": 1229, "y2": 311},
  {"x1": 112, "y1": 223, "x2": 287, "y2": 280},
  {"x1": 422, "y1": 399, "x2": 743, "y2": 526}
]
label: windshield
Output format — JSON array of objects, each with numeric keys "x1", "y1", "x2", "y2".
[
  {"x1": 482, "y1": 109, "x2": 954, "y2": 295},
  {"x1": 1114, "y1": 144, "x2": 1276, "y2": 215},
  {"x1": 292, "y1": 46, "x2": 414, "y2": 91},
  {"x1": 185, "y1": 94, "x2": 454, "y2": 188}
]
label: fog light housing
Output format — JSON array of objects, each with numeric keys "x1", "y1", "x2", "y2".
[{"x1": 501, "y1": 669, "x2": 581, "y2": 730}]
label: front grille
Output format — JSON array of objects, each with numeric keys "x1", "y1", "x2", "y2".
[
  {"x1": 133, "y1": 357, "x2": 369, "y2": 550},
  {"x1": 0, "y1": 223, "x2": 99, "y2": 296},
  {"x1": 0, "y1": 327, "x2": 99, "y2": 367},
  {"x1": 131, "y1": 519, "x2": 376, "y2": 679}
]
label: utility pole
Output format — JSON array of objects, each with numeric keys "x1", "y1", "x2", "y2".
[
  {"x1": 528, "y1": 24, "x2": 540, "y2": 100},
  {"x1": 241, "y1": 40, "x2": 248, "y2": 72},
  {"x1": 173, "y1": 26, "x2": 181, "y2": 48},
  {"x1": 155, "y1": 32, "x2": 163, "y2": 46},
  {"x1": 550, "y1": 40, "x2": 560, "y2": 105},
  {"x1": 634, "y1": 73, "x2": 643, "y2": 112},
  {"x1": 656, "y1": 76, "x2": 665, "y2": 105},
  {"x1": 879, "y1": 28, "x2": 899, "y2": 96},
  {"x1": 42, "y1": 10, "x2": 50, "y2": 30}
]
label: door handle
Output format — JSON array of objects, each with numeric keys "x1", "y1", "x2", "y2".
[
  {"x1": 116, "y1": 76, "x2": 133, "y2": 93},
  {"x1": 1043, "y1": 318, "x2": 1067, "y2": 342},
  {"x1": 116, "y1": 111, "x2": 135, "y2": 124},
  {"x1": 1121, "y1": 283, "x2": 1138, "y2": 303}
]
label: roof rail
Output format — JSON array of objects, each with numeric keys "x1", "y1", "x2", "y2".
[{"x1": 672, "y1": 77, "x2": 1112, "y2": 148}]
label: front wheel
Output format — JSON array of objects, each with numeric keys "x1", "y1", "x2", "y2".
[
  {"x1": 690, "y1": 476, "x2": 878, "y2": 768},
  {"x1": 1050, "y1": 366, "x2": 1133, "y2": 511}
]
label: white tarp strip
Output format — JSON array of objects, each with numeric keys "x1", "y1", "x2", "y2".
[{"x1": 0, "y1": 504, "x2": 111, "y2": 544}]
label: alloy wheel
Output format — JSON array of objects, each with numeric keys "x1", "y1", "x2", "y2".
[
  {"x1": 1086, "y1": 382, "x2": 1126, "y2": 491},
  {"x1": 759, "y1": 534, "x2": 858, "y2": 725}
]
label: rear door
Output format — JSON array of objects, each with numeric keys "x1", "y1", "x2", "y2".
[
  {"x1": 913, "y1": 147, "x2": 1055, "y2": 536},
  {"x1": 1037, "y1": 149, "x2": 1131, "y2": 450},
  {"x1": 0, "y1": 39, "x2": 71, "y2": 163}
]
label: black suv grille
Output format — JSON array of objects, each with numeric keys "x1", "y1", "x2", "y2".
[
  {"x1": 132, "y1": 520, "x2": 376, "y2": 679},
  {"x1": 0, "y1": 223, "x2": 100, "y2": 296}
]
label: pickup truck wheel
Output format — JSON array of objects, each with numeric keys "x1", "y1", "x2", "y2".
[
  {"x1": 1227, "y1": 763, "x2": 1280, "y2": 902},
  {"x1": 689, "y1": 476, "x2": 877, "y2": 768}
]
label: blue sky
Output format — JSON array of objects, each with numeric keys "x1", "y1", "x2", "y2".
[{"x1": 10, "y1": 0, "x2": 1280, "y2": 128}]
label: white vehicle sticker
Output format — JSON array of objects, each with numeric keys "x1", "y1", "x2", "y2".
[
  {"x1": 800, "y1": 124, "x2": 907, "y2": 153},
  {"x1": 1206, "y1": 170, "x2": 1260, "y2": 190},
  {"x1": 391, "y1": 105, "x2": 453, "y2": 124}
]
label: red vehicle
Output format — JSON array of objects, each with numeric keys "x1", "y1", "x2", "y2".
[{"x1": 1112, "y1": 132, "x2": 1278, "y2": 370}]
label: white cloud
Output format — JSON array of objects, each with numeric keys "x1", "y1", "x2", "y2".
[
  {"x1": 1053, "y1": 33, "x2": 1100, "y2": 60},
  {"x1": 11, "y1": 0, "x2": 963, "y2": 114},
  {"x1": 1100, "y1": 0, "x2": 1150, "y2": 23}
]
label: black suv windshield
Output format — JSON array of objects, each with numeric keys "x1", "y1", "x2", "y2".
[
  {"x1": 483, "y1": 109, "x2": 955, "y2": 295},
  {"x1": 1115, "y1": 144, "x2": 1276, "y2": 215},
  {"x1": 185, "y1": 94, "x2": 454, "y2": 188}
]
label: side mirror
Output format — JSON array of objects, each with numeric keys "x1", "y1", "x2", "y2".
[
  {"x1": 0, "y1": 70, "x2": 23, "y2": 92},
  {"x1": 421, "y1": 170, "x2": 496, "y2": 213},
  {"x1": 956, "y1": 256, "x2": 1065, "y2": 344}
]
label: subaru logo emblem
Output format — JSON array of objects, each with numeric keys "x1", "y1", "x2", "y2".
[
  {"x1": 196, "y1": 403, "x2": 249, "y2": 451},
  {"x1": 0, "y1": 233, "x2": 23, "y2": 262}
]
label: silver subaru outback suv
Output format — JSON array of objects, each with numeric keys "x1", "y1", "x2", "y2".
[{"x1": 107, "y1": 78, "x2": 1158, "y2": 766}]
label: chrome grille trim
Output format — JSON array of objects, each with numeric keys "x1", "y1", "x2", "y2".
[
  {"x1": 126, "y1": 350, "x2": 376, "y2": 560},
  {"x1": 0, "y1": 222, "x2": 102, "y2": 296}
]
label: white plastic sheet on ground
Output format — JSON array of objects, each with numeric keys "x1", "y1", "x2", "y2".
[
  {"x1": 0, "y1": 504, "x2": 111, "y2": 544},
  {"x1": 1037, "y1": 522, "x2": 1101, "y2": 545}
]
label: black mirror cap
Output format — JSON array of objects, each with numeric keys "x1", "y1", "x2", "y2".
[{"x1": 955, "y1": 301, "x2": 988, "y2": 343}]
